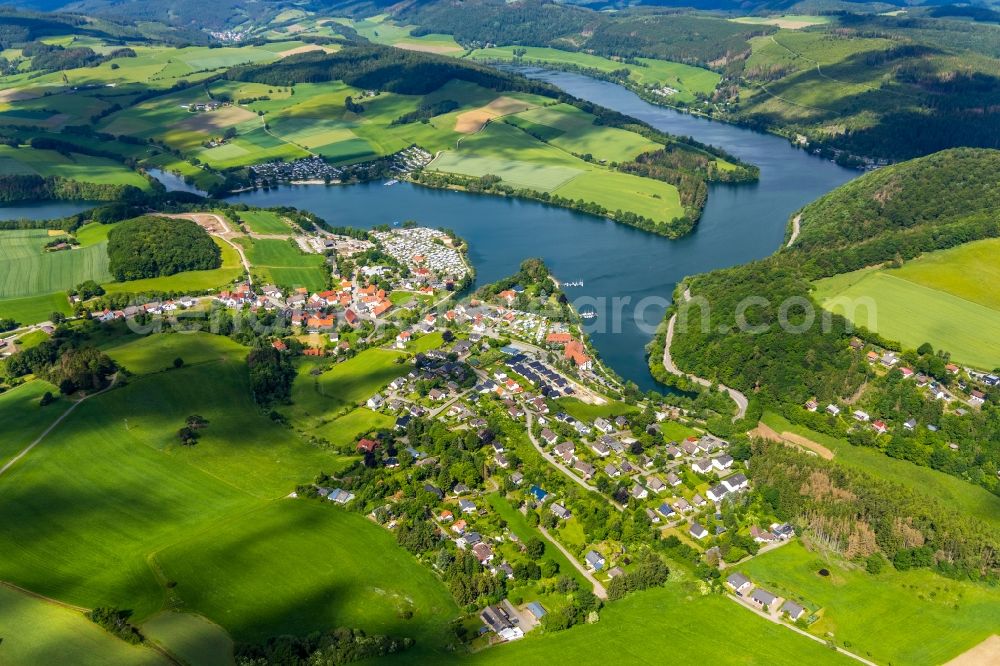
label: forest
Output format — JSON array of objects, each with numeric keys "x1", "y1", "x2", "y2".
[
  {"x1": 749, "y1": 441, "x2": 999, "y2": 580},
  {"x1": 106, "y1": 216, "x2": 221, "y2": 281}
]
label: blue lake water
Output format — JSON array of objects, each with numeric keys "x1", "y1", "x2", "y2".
[
  {"x1": 0, "y1": 200, "x2": 98, "y2": 221},
  {"x1": 229, "y1": 71, "x2": 858, "y2": 392}
]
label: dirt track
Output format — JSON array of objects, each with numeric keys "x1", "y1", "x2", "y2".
[{"x1": 750, "y1": 421, "x2": 835, "y2": 460}]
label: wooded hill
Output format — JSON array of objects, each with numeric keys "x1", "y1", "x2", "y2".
[
  {"x1": 663, "y1": 147, "x2": 1000, "y2": 398},
  {"x1": 660, "y1": 147, "x2": 1000, "y2": 491}
]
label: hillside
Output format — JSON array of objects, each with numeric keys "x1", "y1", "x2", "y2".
[{"x1": 661, "y1": 147, "x2": 1000, "y2": 493}]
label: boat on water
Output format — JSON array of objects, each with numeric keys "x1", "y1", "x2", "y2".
[
  {"x1": 561, "y1": 280, "x2": 584, "y2": 288},
  {"x1": 384, "y1": 179, "x2": 399, "y2": 186},
  {"x1": 580, "y1": 310, "x2": 598, "y2": 320}
]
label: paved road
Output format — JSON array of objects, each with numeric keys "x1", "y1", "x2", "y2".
[
  {"x1": 538, "y1": 524, "x2": 608, "y2": 600},
  {"x1": 0, "y1": 374, "x2": 118, "y2": 478},
  {"x1": 525, "y1": 412, "x2": 624, "y2": 512},
  {"x1": 662, "y1": 289, "x2": 748, "y2": 421}
]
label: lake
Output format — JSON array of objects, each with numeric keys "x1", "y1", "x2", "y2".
[
  {"x1": 229, "y1": 71, "x2": 858, "y2": 392},
  {"x1": 0, "y1": 200, "x2": 98, "y2": 221}
]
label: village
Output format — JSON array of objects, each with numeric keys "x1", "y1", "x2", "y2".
[
  {"x1": 8, "y1": 208, "x2": 995, "y2": 659},
  {"x1": 248, "y1": 146, "x2": 432, "y2": 186}
]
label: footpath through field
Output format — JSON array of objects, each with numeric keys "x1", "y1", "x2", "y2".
[
  {"x1": 538, "y1": 524, "x2": 608, "y2": 600},
  {"x1": 0, "y1": 374, "x2": 118, "y2": 478}
]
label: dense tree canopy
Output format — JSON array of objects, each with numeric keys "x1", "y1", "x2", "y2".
[{"x1": 106, "y1": 216, "x2": 221, "y2": 281}]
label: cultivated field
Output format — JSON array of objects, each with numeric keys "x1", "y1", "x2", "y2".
[
  {"x1": 238, "y1": 237, "x2": 327, "y2": 291},
  {"x1": 238, "y1": 210, "x2": 292, "y2": 234},
  {"x1": 0, "y1": 229, "x2": 111, "y2": 299},
  {"x1": 813, "y1": 258, "x2": 1000, "y2": 369},
  {"x1": 740, "y1": 541, "x2": 1000, "y2": 665}
]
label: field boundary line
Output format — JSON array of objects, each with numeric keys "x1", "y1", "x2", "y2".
[{"x1": 0, "y1": 374, "x2": 118, "y2": 479}]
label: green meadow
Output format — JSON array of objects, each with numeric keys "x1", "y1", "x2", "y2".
[
  {"x1": 141, "y1": 612, "x2": 233, "y2": 666},
  {"x1": 238, "y1": 209, "x2": 292, "y2": 234},
  {"x1": 467, "y1": 46, "x2": 720, "y2": 103},
  {"x1": 0, "y1": 379, "x2": 61, "y2": 461},
  {"x1": 0, "y1": 291, "x2": 73, "y2": 324},
  {"x1": 813, "y1": 263, "x2": 1000, "y2": 370},
  {"x1": 238, "y1": 237, "x2": 327, "y2": 291},
  {"x1": 463, "y1": 583, "x2": 849, "y2": 665},
  {"x1": 287, "y1": 348, "x2": 409, "y2": 429},
  {"x1": 156, "y1": 501, "x2": 459, "y2": 650},
  {"x1": 0, "y1": 584, "x2": 167, "y2": 666},
  {"x1": 0, "y1": 145, "x2": 150, "y2": 189},
  {"x1": 553, "y1": 397, "x2": 638, "y2": 423},
  {"x1": 740, "y1": 540, "x2": 1000, "y2": 665},
  {"x1": 0, "y1": 332, "x2": 454, "y2": 659}
]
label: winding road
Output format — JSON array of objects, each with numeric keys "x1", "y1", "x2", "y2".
[
  {"x1": 786, "y1": 214, "x2": 802, "y2": 248},
  {"x1": 662, "y1": 289, "x2": 749, "y2": 421}
]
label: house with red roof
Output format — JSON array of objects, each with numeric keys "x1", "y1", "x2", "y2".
[
  {"x1": 564, "y1": 340, "x2": 592, "y2": 371},
  {"x1": 356, "y1": 438, "x2": 379, "y2": 453}
]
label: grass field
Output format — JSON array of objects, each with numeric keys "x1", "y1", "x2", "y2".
[
  {"x1": 0, "y1": 584, "x2": 168, "y2": 665},
  {"x1": 0, "y1": 333, "x2": 425, "y2": 651},
  {"x1": 238, "y1": 210, "x2": 291, "y2": 235},
  {"x1": 812, "y1": 261, "x2": 1000, "y2": 369},
  {"x1": 0, "y1": 379, "x2": 61, "y2": 462},
  {"x1": 141, "y1": 612, "x2": 234, "y2": 666},
  {"x1": 553, "y1": 397, "x2": 637, "y2": 423},
  {"x1": 429, "y1": 120, "x2": 683, "y2": 223},
  {"x1": 287, "y1": 349, "x2": 409, "y2": 430},
  {"x1": 760, "y1": 412, "x2": 1000, "y2": 532},
  {"x1": 0, "y1": 291, "x2": 73, "y2": 325},
  {"x1": 238, "y1": 237, "x2": 327, "y2": 291},
  {"x1": 0, "y1": 145, "x2": 150, "y2": 189},
  {"x1": 889, "y1": 238, "x2": 1000, "y2": 311},
  {"x1": 463, "y1": 583, "x2": 849, "y2": 665},
  {"x1": 156, "y1": 501, "x2": 459, "y2": 650},
  {"x1": 508, "y1": 103, "x2": 659, "y2": 163},
  {"x1": 315, "y1": 407, "x2": 394, "y2": 446},
  {"x1": 0, "y1": 229, "x2": 111, "y2": 299},
  {"x1": 731, "y1": 15, "x2": 832, "y2": 29},
  {"x1": 739, "y1": 541, "x2": 1000, "y2": 665},
  {"x1": 466, "y1": 47, "x2": 720, "y2": 103}
]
